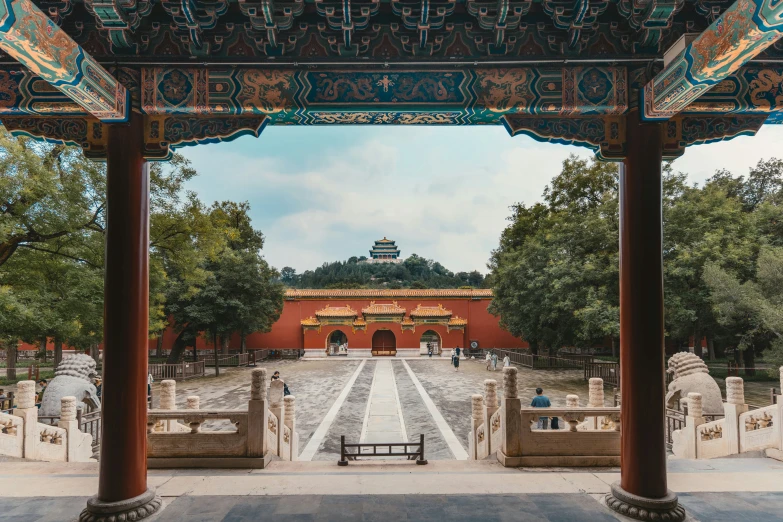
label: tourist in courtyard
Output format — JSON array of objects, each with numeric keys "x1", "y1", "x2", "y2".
[
  {"x1": 531, "y1": 388, "x2": 551, "y2": 429},
  {"x1": 272, "y1": 371, "x2": 292, "y2": 396},
  {"x1": 147, "y1": 373, "x2": 154, "y2": 399},
  {"x1": 455, "y1": 345, "x2": 461, "y2": 358},
  {"x1": 491, "y1": 352, "x2": 498, "y2": 371},
  {"x1": 427, "y1": 343, "x2": 433, "y2": 358},
  {"x1": 503, "y1": 354, "x2": 510, "y2": 368},
  {"x1": 453, "y1": 350, "x2": 460, "y2": 372},
  {"x1": 486, "y1": 351, "x2": 492, "y2": 370}
]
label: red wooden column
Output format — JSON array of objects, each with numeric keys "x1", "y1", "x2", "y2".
[
  {"x1": 605, "y1": 110, "x2": 685, "y2": 522},
  {"x1": 81, "y1": 112, "x2": 161, "y2": 522}
]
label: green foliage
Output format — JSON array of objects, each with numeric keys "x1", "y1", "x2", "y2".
[
  {"x1": 0, "y1": 130, "x2": 283, "y2": 363},
  {"x1": 489, "y1": 154, "x2": 619, "y2": 353},
  {"x1": 288, "y1": 252, "x2": 486, "y2": 289},
  {"x1": 490, "y1": 154, "x2": 783, "y2": 364}
]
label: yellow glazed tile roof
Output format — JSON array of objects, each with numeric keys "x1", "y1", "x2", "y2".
[
  {"x1": 448, "y1": 316, "x2": 468, "y2": 326},
  {"x1": 301, "y1": 317, "x2": 320, "y2": 326},
  {"x1": 410, "y1": 304, "x2": 453, "y2": 317},
  {"x1": 362, "y1": 301, "x2": 406, "y2": 315},
  {"x1": 353, "y1": 318, "x2": 367, "y2": 326},
  {"x1": 287, "y1": 289, "x2": 492, "y2": 299},
  {"x1": 315, "y1": 305, "x2": 358, "y2": 318},
  {"x1": 401, "y1": 317, "x2": 415, "y2": 325}
]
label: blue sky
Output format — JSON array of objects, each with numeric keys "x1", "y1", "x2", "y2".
[{"x1": 180, "y1": 124, "x2": 783, "y2": 274}]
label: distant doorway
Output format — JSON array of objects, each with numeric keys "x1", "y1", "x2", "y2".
[
  {"x1": 327, "y1": 330, "x2": 348, "y2": 356},
  {"x1": 421, "y1": 330, "x2": 441, "y2": 355},
  {"x1": 371, "y1": 330, "x2": 396, "y2": 356}
]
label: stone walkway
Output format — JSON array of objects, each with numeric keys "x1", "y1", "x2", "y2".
[
  {"x1": 2, "y1": 458, "x2": 783, "y2": 521},
  {"x1": 144, "y1": 358, "x2": 603, "y2": 462},
  {"x1": 360, "y1": 360, "x2": 406, "y2": 445}
]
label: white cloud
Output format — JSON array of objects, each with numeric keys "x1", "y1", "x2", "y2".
[{"x1": 181, "y1": 124, "x2": 783, "y2": 274}]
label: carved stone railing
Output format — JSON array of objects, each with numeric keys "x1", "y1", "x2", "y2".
[
  {"x1": 0, "y1": 381, "x2": 93, "y2": 462},
  {"x1": 470, "y1": 368, "x2": 621, "y2": 467},
  {"x1": 146, "y1": 369, "x2": 298, "y2": 468},
  {"x1": 514, "y1": 407, "x2": 621, "y2": 466},
  {"x1": 671, "y1": 368, "x2": 783, "y2": 460}
]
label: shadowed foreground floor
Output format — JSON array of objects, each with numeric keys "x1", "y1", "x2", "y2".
[{"x1": 2, "y1": 492, "x2": 783, "y2": 521}]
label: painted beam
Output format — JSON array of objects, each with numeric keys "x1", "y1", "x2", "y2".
[
  {"x1": 642, "y1": 0, "x2": 783, "y2": 120},
  {"x1": 0, "y1": 0, "x2": 128, "y2": 122}
]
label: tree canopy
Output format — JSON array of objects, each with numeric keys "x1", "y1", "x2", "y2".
[
  {"x1": 0, "y1": 130, "x2": 283, "y2": 370},
  {"x1": 489, "y1": 154, "x2": 783, "y2": 367}
]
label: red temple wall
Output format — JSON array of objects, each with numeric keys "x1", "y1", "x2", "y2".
[{"x1": 16, "y1": 295, "x2": 528, "y2": 353}]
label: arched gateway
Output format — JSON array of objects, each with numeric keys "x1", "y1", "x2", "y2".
[{"x1": 371, "y1": 330, "x2": 396, "y2": 357}]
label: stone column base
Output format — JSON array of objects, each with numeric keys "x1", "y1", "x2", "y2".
[
  {"x1": 605, "y1": 482, "x2": 685, "y2": 522},
  {"x1": 80, "y1": 488, "x2": 162, "y2": 522}
]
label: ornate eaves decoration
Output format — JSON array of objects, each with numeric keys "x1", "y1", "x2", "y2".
[
  {"x1": 160, "y1": 0, "x2": 229, "y2": 54},
  {"x1": 238, "y1": 0, "x2": 305, "y2": 55},
  {"x1": 390, "y1": 0, "x2": 456, "y2": 55},
  {"x1": 314, "y1": 0, "x2": 380, "y2": 56},
  {"x1": 615, "y1": 0, "x2": 684, "y2": 51},
  {"x1": 465, "y1": 0, "x2": 531, "y2": 53},
  {"x1": 541, "y1": 0, "x2": 611, "y2": 51},
  {"x1": 84, "y1": 0, "x2": 152, "y2": 51}
]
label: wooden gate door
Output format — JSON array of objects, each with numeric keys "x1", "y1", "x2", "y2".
[{"x1": 371, "y1": 330, "x2": 396, "y2": 356}]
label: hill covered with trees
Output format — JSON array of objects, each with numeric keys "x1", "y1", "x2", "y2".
[{"x1": 280, "y1": 254, "x2": 486, "y2": 289}]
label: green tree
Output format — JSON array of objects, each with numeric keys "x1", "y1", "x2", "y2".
[{"x1": 489, "y1": 154, "x2": 619, "y2": 355}]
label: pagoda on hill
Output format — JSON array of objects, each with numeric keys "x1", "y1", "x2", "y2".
[{"x1": 366, "y1": 237, "x2": 402, "y2": 264}]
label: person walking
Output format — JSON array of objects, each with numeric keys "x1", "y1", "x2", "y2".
[
  {"x1": 531, "y1": 388, "x2": 552, "y2": 429},
  {"x1": 453, "y1": 349, "x2": 460, "y2": 372},
  {"x1": 491, "y1": 352, "x2": 498, "y2": 371},
  {"x1": 503, "y1": 355, "x2": 510, "y2": 368},
  {"x1": 455, "y1": 345, "x2": 461, "y2": 358},
  {"x1": 427, "y1": 342, "x2": 433, "y2": 358},
  {"x1": 485, "y1": 351, "x2": 492, "y2": 371}
]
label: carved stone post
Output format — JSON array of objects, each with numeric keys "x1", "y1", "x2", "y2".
[
  {"x1": 160, "y1": 380, "x2": 176, "y2": 432},
  {"x1": 497, "y1": 367, "x2": 522, "y2": 466},
  {"x1": 676, "y1": 393, "x2": 704, "y2": 459},
  {"x1": 588, "y1": 378, "x2": 604, "y2": 406},
  {"x1": 779, "y1": 368, "x2": 783, "y2": 452},
  {"x1": 566, "y1": 395, "x2": 579, "y2": 408},
  {"x1": 247, "y1": 368, "x2": 268, "y2": 458},
  {"x1": 605, "y1": 111, "x2": 685, "y2": 522},
  {"x1": 14, "y1": 380, "x2": 38, "y2": 461},
  {"x1": 483, "y1": 379, "x2": 500, "y2": 454},
  {"x1": 723, "y1": 377, "x2": 748, "y2": 456},
  {"x1": 269, "y1": 379, "x2": 285, "y2": 457},
  {"x1": 469, "y1": 394, "x2": 485, "y2": 460},
  {"x1": 284, "y1": 395, "x2": 298, "y2": 461},
  {"x1": 186, "y1": 396, "x2": 200, "y2": 410},
  {"x1": 60, "y1": 396, "x2": 92, "y2": 462},
  {"x1": 588, "y1": 378, "x2": 604, "y2": 429}
]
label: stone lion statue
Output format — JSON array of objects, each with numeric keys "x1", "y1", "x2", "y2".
[
  {"x1": 666, "y1": 352, "x2": 723, "y2": 415},
  {"x1": 40, "y1": 354, "x2": 101, "y2": 417}
]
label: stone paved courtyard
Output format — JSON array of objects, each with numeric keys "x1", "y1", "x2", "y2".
[{"x1": 151, "y1": 357, "x2": 603, "y2": 461}]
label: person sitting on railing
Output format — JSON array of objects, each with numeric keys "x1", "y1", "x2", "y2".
[
  {"x1": 271, "y1": 371, "x2": 291, "y2": 396},
  {"x1": 531, "y1": 387, "x2": 552, "y2": 429}
]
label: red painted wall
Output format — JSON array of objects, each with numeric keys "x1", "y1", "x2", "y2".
[
  {"x1": 244, "y1": 296, "x2": 527, "y2": 351},
  {"x1": 16, "y1": 294, "x2": 528, "y2": 354}
]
